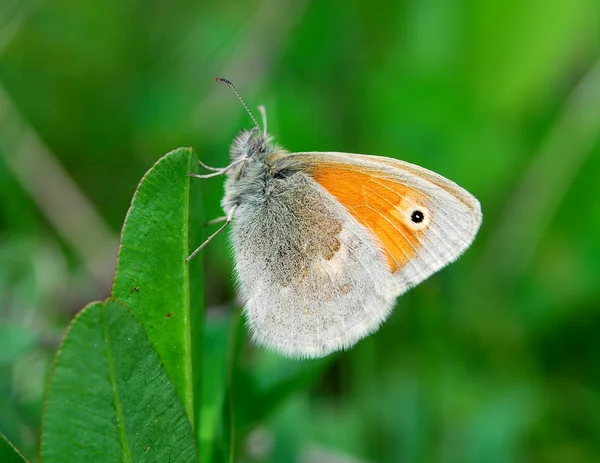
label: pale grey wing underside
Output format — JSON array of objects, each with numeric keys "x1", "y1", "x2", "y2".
[{"x1": 230, "y1": 172, "x2": 398, "y2": 358}]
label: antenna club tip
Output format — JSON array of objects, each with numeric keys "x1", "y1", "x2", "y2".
[{"x1": 216, "y1": 77, "x2": 232, "y2": 86}]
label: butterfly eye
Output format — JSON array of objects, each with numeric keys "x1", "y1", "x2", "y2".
[{"x1": 273, "y1": 169, "x2": 294, "y2": 180}]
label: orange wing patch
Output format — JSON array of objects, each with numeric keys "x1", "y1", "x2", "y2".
[{"x1": 311, "y1": 164, "x2": 429, "y2": 273}]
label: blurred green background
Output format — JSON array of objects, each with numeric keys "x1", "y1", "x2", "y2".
[{"x1": 1, "y1": 0, "x2": 599, "y2": 462}]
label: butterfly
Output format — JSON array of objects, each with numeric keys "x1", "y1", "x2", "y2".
[{"x1": 189, "y1": 78, "x2": 482, "y2": 359}]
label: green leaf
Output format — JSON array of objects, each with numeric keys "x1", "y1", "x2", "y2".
[
  {"x1": 40, "y1": 299, "x2": 198, "y2": 463},
  {"x1": 0, "y1": 432, "x2": 28, "y2": 463},
  {"x1": 111, "y1": 147, "x2": 201, "y2": 419}
]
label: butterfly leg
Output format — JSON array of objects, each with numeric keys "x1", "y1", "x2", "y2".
[
  {"x1": 204, "y1": 216, "x2": 227, "y2": 226},
  {"x1": 189, "y1": 157, "x2": 246, "y2": 179},
  {"x1": 196, "y1": 159, "x2": 223, "y2": 172},
  {"x1": 186, "y1": 205, "x2": 237, "y2": 262}
]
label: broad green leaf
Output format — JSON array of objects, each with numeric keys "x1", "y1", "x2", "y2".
[
  {"x1": 112, "y1": 147, "x2": 201, "y2": 418},
  {"x1": 0, "y1": 432, "x2": 28, "y2": 463},
  {"x1": 40, "y1": 299, "x2": 198, "y2": 463}
]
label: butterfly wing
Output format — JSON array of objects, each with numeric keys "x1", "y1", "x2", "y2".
[{"x1": 287, "y1": 151, "x2": 482, "y2": 290}]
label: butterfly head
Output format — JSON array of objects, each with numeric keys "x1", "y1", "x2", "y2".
[
  {"x1": 216, "y1": 77, "x2": 279, "y2": 163},
  {"x1": 229, "y1": 127, "x2": 277, "y2": 162}
]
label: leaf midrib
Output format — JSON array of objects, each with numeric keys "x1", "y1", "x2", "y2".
[
  {"x1": 103, "y1": 304, "x2": 132, "y2": 463},
  {"x1": 183, "y1": 154, "x2": 195, "y2": 422}
]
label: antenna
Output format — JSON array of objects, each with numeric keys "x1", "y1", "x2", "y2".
[{"x1": 216, "y1": 77, "x2": 260, "y2": 130}]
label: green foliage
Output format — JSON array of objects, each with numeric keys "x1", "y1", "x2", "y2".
[
  {"x1": 2, "y1": 149, "x2": 205, "y2": 460},
  {"x1": 0, "y1": 325, "x2": 36, "y2": 364},
  {"x1": 112, "y1": 147, "x2": 199, "y2": 417},
  {"x1": 0, "y1": 432, "x2": 28, "y2": 463},
  {"x1": 40, "y1": 300, "x2": 198, "y2": 463}
]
